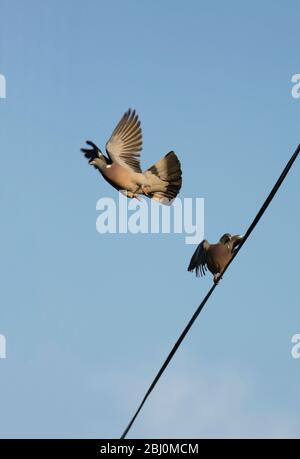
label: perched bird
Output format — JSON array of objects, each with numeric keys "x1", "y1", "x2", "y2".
[
  {"x1": 187, "y1": 233, "x2": 243, "y2": 284},
  {"x1": 81, "y1": 109, "x2": 182, "y2": 205}
]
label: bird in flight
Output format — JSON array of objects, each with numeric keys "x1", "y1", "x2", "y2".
[
  {"x1": 81, "y1": 109, "x2": 182, "y2": 205},
  {"x1": 187, "y1": 233, "x2": 243, "y2": 284}
]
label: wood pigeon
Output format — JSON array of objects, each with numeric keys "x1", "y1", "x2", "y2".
[
  {"x1": 81, "y1": 109, "x2": 182, "y2": 205},
  {"x1": 188, "y1": 233, "x2": 243, "y2": 284}
]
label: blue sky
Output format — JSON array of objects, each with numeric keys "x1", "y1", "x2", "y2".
[{"x1": 0, "y1": 0, "x2": 299, "y2": 438}]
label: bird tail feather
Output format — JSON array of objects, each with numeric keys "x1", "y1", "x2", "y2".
[{"x1": 144, "y1": 151, "x2": 182, "y2": 205}]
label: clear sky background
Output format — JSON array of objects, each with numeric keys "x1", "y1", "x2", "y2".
[{"x1": 0, "y1": 0, "x2": 299, "y2": 439}]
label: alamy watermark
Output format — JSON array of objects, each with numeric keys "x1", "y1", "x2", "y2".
[
  {"x1": 0, "y1": 334, "x2": 6, "y2": 359},
  {"x1": 291, "y1": 74, "x2": 300, "y2": 99},
  {"x1": 96, "y1": 193, "x2": 204, "y2": 244},
  {"x1": 291, "y1": 334, "x2": 300, "y2": 359},
  {"x1": 0, "y1": 73, "x2": 6, "y2": 99}
]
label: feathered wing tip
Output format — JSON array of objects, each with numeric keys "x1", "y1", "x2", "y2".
[
  {"x1": 187, "y1": 240, "x2": 209, "y2": 277},
  {"x1": 81, "y1": 140, "x2": 102, "y2": 163},
  {"x1": 145, "y1": 151, "x2": 182, "y2": 205},
  {"x1": 105, "y1": 108, "x2": 143, "y2": 173}
]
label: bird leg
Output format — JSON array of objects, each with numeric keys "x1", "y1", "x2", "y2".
[
  {"x1": 213, "y1": 273, "x2": 222, "y2": 285},
  {"x1": 129, "y1": 186, "x2": 142, "y2": 201},
  {"x1": 141, "y1": 185, "x2": 151, "y2": 196}
]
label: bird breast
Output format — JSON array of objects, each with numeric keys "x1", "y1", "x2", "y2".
[
  {"x1": 206, "y1": 244, "x2": 233, "y2": 274},
  {"x1": 102, "y1": 163, "x2": 141, "y2": 192}
]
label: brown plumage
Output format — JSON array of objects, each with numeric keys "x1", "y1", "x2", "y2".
[
  {"x1": 187, "y1": 233, "x2": 243, "y2": 284},
  {"x1": 81, "y1": 109, "x2": 182, "y2": 205}
]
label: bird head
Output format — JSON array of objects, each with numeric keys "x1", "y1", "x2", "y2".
[
  {"x1": 231, "y1": 234, "x2": 244, "y2": 251},
  {"x1": 219, "y1": 233, "x2": 243, "y2": 251},
  {"x1": 219, "y1": 233, "x2": 232, "y2": 244},
  {"x1": 81, "y1": 140, "x2": 107, "y2": 169},
  {"x1": 89, "y1": 156, "x2": 107, "y2": 168}
]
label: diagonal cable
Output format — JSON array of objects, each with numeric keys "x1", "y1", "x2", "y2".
[{"x1": 120, "y1": 144, "x2": 300, "y2": 439}]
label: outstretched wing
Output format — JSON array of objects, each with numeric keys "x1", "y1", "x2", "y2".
[
  {"x1": 105, "y1": 109, "x2": 142, "y2": 173},
  {"x1": 187, "y1": 240, "x2": 210, "y2": 277}
]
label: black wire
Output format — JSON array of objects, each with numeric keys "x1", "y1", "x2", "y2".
[{"x1": 120, "y1": 144, "x2": 300, "y2": 439}]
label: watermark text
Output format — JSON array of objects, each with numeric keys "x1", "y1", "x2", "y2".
[
  {"x1": 0, "y1": 74, "x2": 6, "y2": 99},
  {"x1": 0, "y1": 334, "x2": 6, "y2": 359},
  {"x1": 96, "y1": 194, "x2": 204, "y2": 244},
  {"x1": 291, "y1": 74, "x2": 300, "y2": 99},
  {"x1": 291, "y1": 334, "x2": 300, "y2": 359}
]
